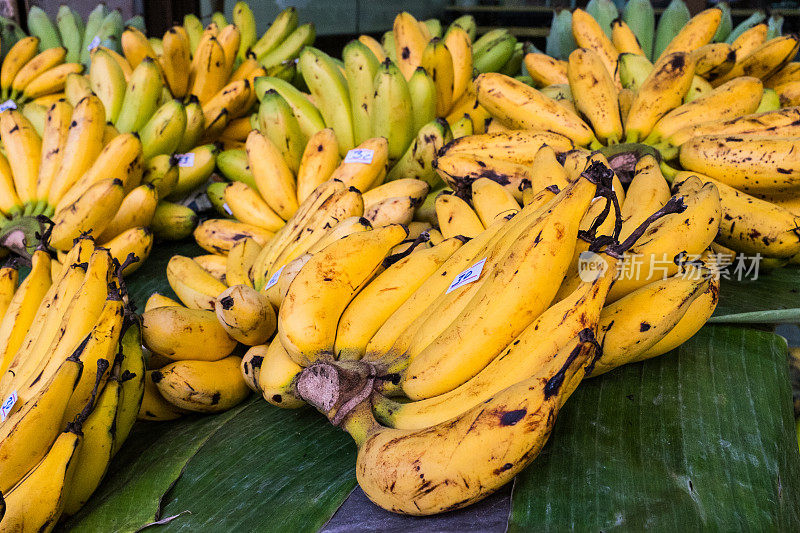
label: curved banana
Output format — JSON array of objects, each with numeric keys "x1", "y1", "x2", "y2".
[
  {"x1": 138, "y1": 370, "x2": 183, "y2": 421},
  {"x1": 246, "y1": 129, "x2": 298, "y2": 220},
  {"x1": 329, "y1": 137, "x2": 389, "y2": 192},
  {"x1": 167, "y1": 255, "x2": 228, "y2": 310},
  {"x1": 296, "y1": 128, "x2": 340, "y2": 203},
  {"x1": 152, "y1": 356, "x2": 249, "y2": 413},
  {"x1": 49, "y1": 179, "x2": 125, "y2": 250},
  {"x1": 567, "y1": 47, "x2": 622, "y2": 144},
  {"x1": 0, "y1": 109, "x2": 41, "y2": 205},
  {"x1": 257, "y1": 337, "x2": 305, "y2": 408},
  {"x1": 113, "y1": 323, "x2": 145, "y2": 454},
  {"x1": 214, "y1": 284, "x2": 276, "y2": 345},
  {"x1": 142, "y1": 305, "x2": 237, "y2": 361}
]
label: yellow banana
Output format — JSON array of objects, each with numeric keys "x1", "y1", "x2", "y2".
[
  {"x1": 611, "y1": 19, "x2": 645, "y2": 56},
  {"x1": 692, "y1": 42, "x2": 736, "y2": 81},
  {"x1": 393, "y1": 12, "x2": 427, "y2": 80},
  {"x1": 420, "y1": 38, "x2": 454, "y2": 117},
  {"x1": 0, "y1": 36, "x2": 39, "y2": 98},
  {"x1": 667, "y1": 107, "x2": 800, "y2": 147},
  {"x1": 10, "y1": 47, "x2": 67, "y2": 99},
  {"x1": 571, "y1": 8, "x2": 619, "y2": 81},
  {"x1": 296, "y1": 128, "x2": 340, "y2": 203},
  {"x1": 731, "y1": 24, "x2": 767, "y2": 60},
  {"x1": 257, "y1": 337, "x2": 305, "y2": 408},
  {"x1": 224, "y1": 181, "x2": 286, "y2": 232},
  {"x1": 160, "y1": 26, "x2": 191, "y2": 97},
  {"x1": 167, "y1": 255, "x2": 228, "y2": 310},
  {"x1": 226, "y1": 237, "x2": 262, "y2": 288},
  {"x1": 246, "y1": 129, "x2": 298, "y2": 220},
  {"x1": 142, "y1": 305, "x2": 237, "y2": 361},
  {"x1": 619, "y1": 155, "x2": 670, "y2": 240},
  {"x1": 568, "y1": 47, "x2": 622, "y2": 145},
  {"x1": 0, "y1": 109, "x2": 41, "y2": 205},
  {"x1": 121, "y1": 26, "x2": 157, "y2": 69},
  {"x1": 190, "y1": 35, "x2": 227, "y2": 105},
  {"x1": 443, "y1": 26, "x2": 472, "y2": 103},
  {"x1": 329, "y1": 137, "x2": 389, "y2": 192},
  {"x1": 138, "y1": 370, "x2": 183, "y2": 420},
  {"x1": 214, "y1": 284, "x2": 276, "y2": 345},
  {"x1": 113, "y1": 323, "x2": 146, "y2": 455},
  {"x1": 35, "y1": 98, "x2": 72, "y2": 203},
  {"x1": 435, "y1": 193, "x2": 484, "y2": 238},
  {"x1": 194, "y1": 218, "x2": 274, "y2": 254},
  {"x1": 50, "y1": 178, "x2": 125, "y2": 250},
  {"x1": 715, "y1": 35, "x2": 800, "y2": 86},
  {"x1": 104, "y1": 227, "x2": 154, "y2": 275},
  {"x1": 152, "y1": 356, "x2": 249, "y2": 413},
  {"x1": 21, "y1": 62, "x2": 83, "y2": 102},
  {"x1": 657, "y1": 8, "x2": 721, "y2": 62},
  {"x1": 193, "y1": 254, "x2": 227, "y2": 284},
  {"x1": 470, "y1": 177, "x2": 520, "y2": 226}
]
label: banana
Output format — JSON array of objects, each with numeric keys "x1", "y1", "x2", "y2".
[
  {"x1": 89, "y1": 48, "x2": 126, "y2": 122},
  {"x1": 226, "y1": 237, "x2": 263, "y2": 288},
  {"x1": 476, "y1": 73, "x2": 595, "y2": 146},
  {"x1": 657, "y1": 8, "x2": 721, "y2": 63},
  {"x1": 152, "y1": 356, "x2": 249, "y2": 413},
  {"x1": 168, "y1": 143, "x2": 218, "y2": 199},
  {"x1": 167, "y1": 255, "x2": 228, "y2": 310},
  {"x1": 619, "y1": 155, "x2": 670, "y2": 240},
  {"x1": 0, "y1": 109, "x2": 41, "y2": 205},
  {"x1": 278, "y1": 225, "x2": 408, "y2": 365},
  {"x1": 571, "y1": 8, "x2": 618, "y2": 80},
  {"x1": 386, "y1": 118, "x2": 450, "y2": 186},
  {"x1": 12, "y1": 49, "x2": 69, "y2": 101},
  {"x1": 139, "y1": 99, "x2": 187, "y2": 161},
  {"x1": 257, "y1": 23, "x2": 315, "y2": 69},
  {"x1": 449, "y1": 14, "x2": 477, "y2": 42},
  {"x1": 1, "y1": 425, "x2": 82, "y2": 530},
  {"x1": 264, "y1": 253, "x2": 312, "y2": 308},
  {"x1": 257, "y1": 337, "x2": 305, "y2": 408},
  {"x1": 194, "y1": 218, "x2": 274, "y2": 254},
  {"x1": 299, "y1": 47, "x2": 354, "y2": 154},
  {"x1": 121, "y1": 26, "x2": 156, "y2": 69},
  {"x1": 215, "y1": 284, "x2": 276, "y2": 345},
  {"x1": 203, "y1": 79, "x2": 252, "y2": 137},
  {"x1": 54, "y1": 132, "x2": 143, "y2": 212},
  {"x1": 606, "y1": 176, "x2": 721, "y2": 302},
  {"x1": 20, "y1": 62, "x2": 83, "y2": 102},
  {"x1": 1, "y1": 36, "x2": 40, "y2": 98},
  {"x1": 216, "y1": 23, "x2": 240, "y2": 76},
  {"x1": 296, "y1": 128, "x2": 340, "y2": 203},
  {"x1": 240, "y1": 345, "x2": 263, "y2": 393},
  {"x1": 420, "y1": 38, "x2": 454, "y2": 117},
  {"x1": 393, "y1": 12, "x2": 427, "y2": 80},
  {"x1": 63, "y1": 378, "x2": 119, "y2": 516},
  {"x1": 523, "y1": 53, "x2": 569, "y2": 87},
  {"x1": 730, "y1": 19, "x2": 767, "y2": 52},
  {"x1": 401, "y1": 173, "x2": 599, "y2": 400},
  {"x1": 329, "y1": 137, "x2": 389, "y2": 192},
  {"x1": 50, "y1": 179, "x2": 125, "y2": 250},
  {"x1": 715, "y1": 35, "x2": 800, "y2": 86},
  {"x1": 449, "y1": 114, "x2": 474, "y2": 138},
  {"x1": 364, "y1": 196, "x2": 418, "y2": 227},
  {"x1": 175, "y1": 95, "x2": 204, "y2": 153},
  {"x1": 611, "y1": 18, "x2": 645, "y2": 56},
  {"x1": 194, "y1": 254, "x2": 228, "y2": 283},
  {"x1": 183, "y1": 14, "x2": 204, "y2": 54},
  {"x1": 142, "y1": 305, "x2": 237, "y2": 362},
  {"x1": 138, "y1": 369, "x2": 183, "y2": 420},
  {"x1": 443, "y1": 26, "x2": 472, "y2": 103},
  {"x1": 257, "y1": 88, "x2": 305, "y2": 173},
  {"x1": 471, "y1": 177, "x2": 520, "y2": 225},
  {"x1": 224, "y1": 181, "x2": 286, "y2": 232},
  {"x1": 653, "y1": 0, "x2": 691, "y2": 60},
  {"x1": 645, "y1": 76, "x2": 763, "y2": 144},
  {"x1": 358, "y1": 34, "x2": 387, "y2": 63},
  {"x1": 362, "y1": 179, "x2": 430, "y2": 210},
  {"x1": 692, "y1": 42, "x2": 736, "y2": 81},
  {"x1": 103, "y1": 227, "x2": 153, "y2": 275},
  {"x1": 144, "y1": 293, "x2": 180, "y2": 312},
  {"x1": 617, "y1": 51, "x2": 653, "y2": 90},
  {"x1": 112, "y1": 323, "x2": 145, "y2": 454},
  {"x1": 679, "y1": 134, "x2": 800, "y2": 195},
  {"x1": 371, "y1": 59, "x2": 414, "y2": 160},
  {"x1": 0, "y1": 249, "x2": 50, "y2": 375},
  {"x1": 624, "y1": 51, "x2": 695, "y2": 142},
  {"x1": 335, "y1": 237, "x2": 464, "y2": 361},
  {"x1": 0, "y1": 347, "x2": 82, "y2": 495},
  {"x1": 0, "y1": 265, "x2": 18, "y2": 319},
  {"x1": 667, "y1": 107, "x2": 800, "y2": 147},
  {"x1": 675, "y1": 171, "x2": 800, "y2": 258},
  {"x1": 568, "y1": 48, "x2": 621, "y2": 145},
  {"x1": 251, "y1": 7, "x2": 298, "y2": 59},
  {"x1": 246, "y1": 130, "x2": 298, "y2": 219},
  {"x1": 114, "y1": 57, "x2": 163, "y2": 134},
  {"x1": 188, "y1": 35, "x2": 227, "y2": 106},
  {"x1": 64, "y1": 71, "x2": 92, "y2": 106},
  {"x1": 26, "y1": 5, "x2": 62, "y2": 48},
  {"x1": 94, "y1": 10, "x2": 124, "y2": 57},
  {"x1": 160, "y1": 26, "x2": 191, "y2": 97},
  {"x1": 253, "y1": 76, "x2": 326, "y2": 140},
  {"x1": 148, "y1": 199, "x2": 195, "y2": 240},
  {"x1": 97, "y1": 183, "x2": 158, "y2": 243},
  {"x1": 344, "y1": 40, "x2": 381, "y2": 146},
  {"x1": 435, "y1": 193, "x2": 484, "y2": 238},
  {"x1": 434, "y1": 152, "x2": 553, "y2": 201}
]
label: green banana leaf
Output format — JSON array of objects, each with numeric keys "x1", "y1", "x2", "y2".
[
  {"x1": 712, "y1": 266, "x2": 800, "y2": 323},
  {"x1": 510, "y1": 325, "x2": 800, "y2": 530}
]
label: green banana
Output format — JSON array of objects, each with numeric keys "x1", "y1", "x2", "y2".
[
  {"x1": 407, "y1": 67, "x2": 436, "y2": 134},
  {"x1": 300, "y1": 46, "x2": 355, "y2": 155},
  {"x1": 473, "y1": 34, "x2": 516, "y2": 74},
  {"x1": 344, "y1": 40, "x2": 381, "y2": 145},
  {"x1": 618, "y1": 52, "x2": 653, "y2": 90},
  {"x1": 449, "y1": 15, "x2": 477, "y2": 42},
  {"x1": 546, "y1": 9, "x2": 577, "y2": 61},
  {"x1": 586, "y1": 0, "x2": 619, "y2": 38},
  {"x1": 257, "y1": 89, "x2": 305, "y2": 173},
  {"x1": 183, "y1": 14, "x2": 204, "y2": 54},
  {"x1": 114, "y1": 57, "x2": 163, "y2": 134},
  {"x1": 252, "y1": 7, "x2": 299, "y2": 59},
  {"x1": 424, "y1": 19, "x2": 443, "y2": 39},
  {"x1": 139, "y1": 99, "x2": 187, "y2": 161},
  {"x1": 767, "y1": 15, "x2": 784, "y2": 40},
  {"x1": 206, "y1": 181, "x2": 230, "y2": 217},
  {"x1": 56, "y1": 5, "x2": 82, "y2": 63},
  {"x1": 713, "y1": 2, "x2": 732, "y2": 43},
  {"x1": 96, "y1": 10, "x2": 124, "y2": 54},
  {"x1": 386, "y1": 118, "x2": 451, "y2": 186},
  {"x1": 80, "y1": 3, "x2": 107, "y2": 66},
  {"x1": 211, "y1": 12, "x2": 228, "y2": 29},
  {"x1": 725, "y1": 10, "x2": 766, "y2": 44},
  {"x1": 233, "y1": 1, "x2": 257, "y2": 64},
  {"x1": 499, "y1": 42, "x2": 524, "y2": 76},
  {"x1": 254, "y1": 76, "x2": 325, "y2": 139},
  {"x1": 756, "y1": 88, "x2": 781, "y2": 113},
  {"x1": 217, "y1": 149, "x2": 258, "y2": 190},
  {"x1": 177, "y1": 96, "x2": 204, "y2": 153},
  {"x1": 654, "y1": 0, "x2": 690, "y2": 60},
  {"x1": 151, "y1": 200, "x2": 198, "y2": 240},
  {"x1": 125, "y1": 15, "x2": 146, "y2": 33},
  {"x1": 258, "y1": 23, "x2": 315, "y2": 69},
  {"x1": 27, "y1": 6, "x2": 61, "y2": 52},
  {"x1": 372, "y1": 59, "x2": 414, "y2": 161},
  {"x1": 382, "y1": 31, "x2": 398, "y2": 64}
]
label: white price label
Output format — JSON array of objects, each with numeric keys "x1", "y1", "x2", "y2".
[
  {"x1": 446, "y1": 258, "x2": 486, "y2": 294},
  {"x1": 344, "y1": 148, "x2": 374, "y2": 164},
  {"x1": 87, "y1": 36, "x2": 101, "y2": 52},
  {"x1": 222, "y1": 202, "x2": 233, "y2": 216},
  {"x1": 0, "y1": 99, "x2": 17, "y2": 113},
  {"x1": 176, "y1": 153, "x2": 195, "y2": 167},
  {"x1": 1, "y1": 391, "x2": 17, "y2": 422},
  {"x1": 265, "y1": 265, "x2": 285, "y2": 289}
]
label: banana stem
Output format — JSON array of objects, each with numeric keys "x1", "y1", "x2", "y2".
[{"x1": 659, "y1": 161, "x2": 680, "y2": 183}]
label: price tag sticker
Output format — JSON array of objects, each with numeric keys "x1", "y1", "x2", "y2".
[
  {"x1": 87, "y1": 36, "x2": 101, "y2": 52},
  {"x1": 446, "y1": 258, "x2": 486, "y2": 294},
  {"x1": 265, "y1": 265, "x2": 285, "y2": 289},
  {"x1": 344, "y1": 148, "x2": 374, "y2": 164},
  {"x1": 1, "y1": 391, "x2": 17, "y2": 422},
  {"x1": 0, "y1": 99, "x2": 17, "y2": 113},
  {"x1": 222, "y1": 202, "x2": 233, "y2": 216},
  {"x1": 176, "y1": 153, "x2": 195, "y2": 167}
]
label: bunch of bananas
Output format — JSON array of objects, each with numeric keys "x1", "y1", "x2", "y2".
[
  {"x1": 443, "y1": 5, "x2": 800, "y2": 266},
  {"x1": 0, "y1": 236, "x2": 145, "y2": 528},
  {"x1": 0, "y1": 95, "x2": 156, "y2": 269},
  {"x1": 232, "y1": 149, "x2": 723, "y2": 514}
]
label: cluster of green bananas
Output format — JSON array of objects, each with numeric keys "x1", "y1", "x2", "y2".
[
  {"x1": 446, "y1": 6, "x2": 800, "y2": 266},
  {"x1": 203, "y1": 147, "x2": 720, "y2": 514},
  {"x1": 0, "y1": 236, "x2": 144, "y2": 528}
]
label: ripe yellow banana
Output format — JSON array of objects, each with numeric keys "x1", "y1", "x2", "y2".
[
  {"x1": 667, "y1": 107, "x2": 800, "y2": 147},
  {"x1": 715, "y1": 35, "x2": 800, "y2": 86},
  {"x1": 257, "y1": 337, "x2": 305, "y2": 408},
  {"x1": 246, "y1": 129, "x2": 298, "y2": 220},
  {"x1": 35, "y1": 98, "x2": 72, "y2": 204},
  {"x1": 160, "y1": 26, "x2": 191, "y2": 97},
  {"x1": 619, "y1": 155, "x2": 670, "y2": 240},
  {"x1": 440, "y1": 130, "x2": 574, "y2": 165},
  {"x1": 112, "y1": 323, "x2": 146, "y2": 455},
  {"x1": 49, "y1": 178, "x2": 125, "y2": 250},
  {"x1": 167, "y1": 255, "x2": 228, "y2": 310},
  {"x1": 296, "y1": 128, "x2": 340, "y2": 203},
  {"x1": 215, "y1": 284, "x2": 276, "y2": 345},
  {"x1": 138, "y1": 369, "x2": 184, "y2": 420},
  {"x1": 611, "y1": 19, "x2": 645, "y2": 56},
  {"x1": 104, "y1": 227, "x2": 154, "y2": 275},
  {"x1": 420, "y1": 38, "x2": 454, "y2": 117},
  {"x1": 226, "y1": 237, "x2": 263, "y2": 288},
  {"x1": 121, "y1": 26, "x2": 157, "y2": 69},
  {"x1": 152, "y1": 356, "x2": 249, "y2": 413},
  {"x1": 568, "y1": 47, "x2": 622, "y2": 145},
  {"x1": 21, "y1": 62, "x2": 83, "y2": 102},
  {"x1": 329, "y1": 137, "x2": 389, "y2": 192},
  {"x1": 224, "y1": 181, "x2": 286, "y2": 232},
  {"x1": 692, "y1": 42, "x2": 736, "y2": 82},
  {"x1": 0, "y1": 109, "x2": 41, "y2": 206},
  {"x1": 443, "y1": 26, "x2": 472, "y2": 103},
  {"x1": 470, "y1": 177, "x2": 520, "y2": 226},
  {"x1": 657, "y1": 8, "x2": 721, "y2": 62},
  {"x1": 435, "y1": 193, "x2": 484, "y2": 238},
  {"x1": 732, "y1": 24, "x2": 767, "y2": 60},
  {"x1": 97, "y1": 183, "x2": 158, "y2": 243},
  {"x1": 393, "y1": 12, "x2": 427, "y2": 80},
  {"x1": 10, "y1": 46, "x2": 67, "y2": 99},
  {"x1": 476, "y1": 73, "x2": 595, "y2": 146},
  {"x1": 571, "y1": 8, "x2": 619, "y2": 82},
  {"x1": 142, "y1": 305, "x2": 237, "y2": 361},
  {"x1": 193, "y1": 254, "x2": 227, "y2": 284},
  {"x1": 0, "y1": 36, "x2": 39, "y2": 98},
  {"x1": 625, "y1": 51, "x2": 696, "y2": 142}
]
